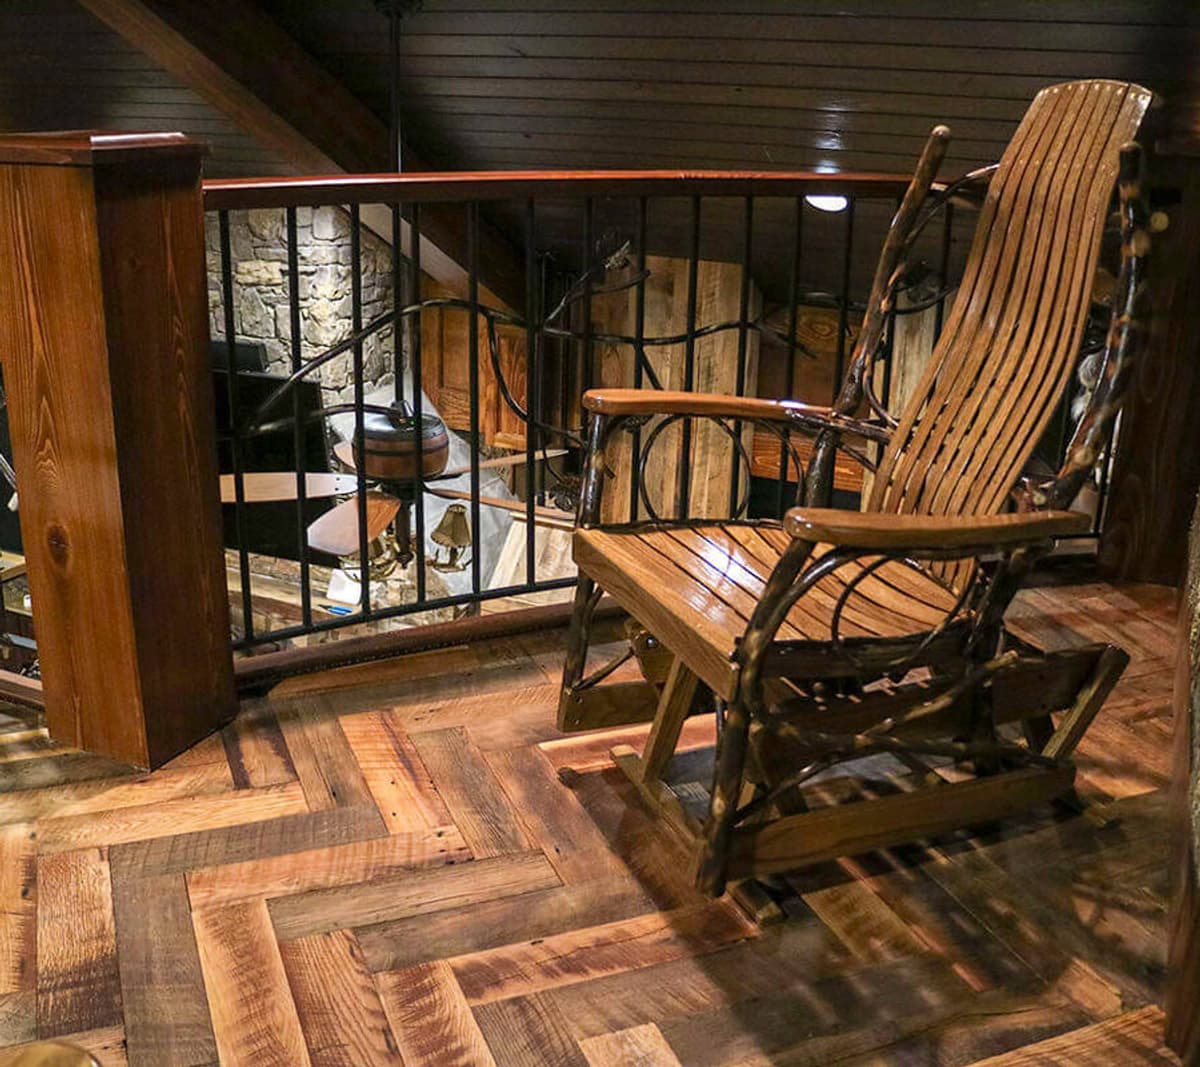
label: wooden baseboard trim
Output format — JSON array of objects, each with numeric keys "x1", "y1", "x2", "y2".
[
  {"x1": 0, "y1": 668, "x2": 43, "y2": 712},
  {"x1": 234, "y1": 596, "x2": 624, "y2": 694}
]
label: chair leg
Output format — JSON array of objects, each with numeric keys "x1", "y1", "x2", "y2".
[
  {"x1": 639, "y1": 656, "x2": 700, "y2": 784},
  {"x1": 561, "y1": 574, "x2": 597, "y2": 687},
  {"x1": 1043, "y1": 643, "x2": 1130, "y2": 760},
  {"x1": 557, "y1": 574, "x2": 599, "y2": 730},
  {"x1": 696, "y1": 695, "x2": 752, "y2": 897}
]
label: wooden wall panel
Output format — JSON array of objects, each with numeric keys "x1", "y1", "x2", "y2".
[
  {"x1": 0, "y1": 0, "x2": 291, "y2": 178},
  {"x1": 592, "y1": 255, "x2": 760, "y2": 522},
  {"x1": 1101, "y1": 155, "x2": 1200, "y2": 586}
]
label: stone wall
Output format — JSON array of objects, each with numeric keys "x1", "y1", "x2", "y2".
[{"x1": 204, "y1": 207, "x2": 399, "y2": 406}]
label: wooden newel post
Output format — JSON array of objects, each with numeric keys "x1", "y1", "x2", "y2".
[{"x1": 0, "y1": 131, "x2": 236, "y2": 769}]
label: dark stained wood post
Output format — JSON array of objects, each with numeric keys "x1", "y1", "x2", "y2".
[
  {"x1": 0, "y1": 131, "x2": 236, "y2": 768},
  {"x1": 1167, "y1": 497, "x2": 1200, "y2": 1064},
  {"x1": 1100, "y1": 150, "x2": 1200, "y2": 586}
]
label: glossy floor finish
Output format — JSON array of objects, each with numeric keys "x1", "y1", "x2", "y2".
[{"x1": 0, "y1": 579, "x2": 1183, "y2": 1066}]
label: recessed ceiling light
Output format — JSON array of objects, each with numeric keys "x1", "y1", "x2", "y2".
[{"x1": 804, "y1": 194, "x2": 849, "y2": 213}]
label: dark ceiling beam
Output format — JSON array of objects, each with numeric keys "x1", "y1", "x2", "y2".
[{"x1": 75, "y1": 0, "x2": 524, "y2": 308}]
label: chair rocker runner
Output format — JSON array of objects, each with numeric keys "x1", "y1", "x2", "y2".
[{"x1": 557, "y1": 79, "x2": 1155, "y2": 899}]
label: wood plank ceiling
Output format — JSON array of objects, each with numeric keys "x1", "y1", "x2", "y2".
[
  {"x1": 2, "y1": 1, "x2": 1197, "y2": 295},
  {"x1": 259, "y1": 0, "x2": 1200, "y2": 177},
  {"x1": 0, "y1": 0, "x2": 291, "y2": 176}
]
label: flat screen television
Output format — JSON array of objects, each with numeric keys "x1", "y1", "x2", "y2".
[{"x1": 213, "y1": 366, "x2": 338, "y2": 563}]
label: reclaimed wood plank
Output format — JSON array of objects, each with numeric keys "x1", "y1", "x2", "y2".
[
  {"x1": 273, "y1": 640, "x2": 546, "y2": 713},
  {"x1": 0, "y1": 1025, "x2": 128, "y2": 1066},
  {"x1": 657, "y1": 954, "x2": 974, "y2": 1067},
  {"x1": 108, "y1": 804, "x2": 387, "y2": 881},
  {"x1": 969, "y1": 1004, "x2": 1177, "y2": 1065},
  {"x1": 801, "y1": 878, "x2": 931, "y2": 965},
  {"x1": 543, "y1": 918, "x2": 853, "y2": 1043},
  {"x1": 276, "y1": 699, "x2": 374, "y2": 811},
  {"x1": 111, "y1": 871, "x2": 217, "y2": 1067},
  {"x1": 356, "y1": 877, "x2": 658, "y2": 974},
  {"x1": 0, "y1": 826, "x2": 35, "y2": 997},
  {"x1": 537, "y1": 715, "x2": 715, "y2": 776},
  {"x1": 35, "y1": 849, "x2": 120, "y2": 1038},
  {"x1": 409, "y1": 727, "x2": 528, "y2": 858},
  {"x1": 376, "y1": 960, "x2": 497, "y2": 1067},
  {"x1": 37, "y1": 781, "x2": 309, "y2": 855},
  {"x1": 473, "y1": 992, "x2": 588, "y2": 1067},
  {"x1": 485, "y1": 745, "x2": 627, "y2": 884},
  {"x1": 821, "y1": 987, "x2": 1091, "y2": 1067},
  {"x1": 560, "y1": 767, "x2": 708, "y2": 910},
  {"x1": 220, "y1": 703, "x2": 296, "y2": 789},
  {"x1": 0, "y1": 991, "x2": 35, "y2": 1047},
  {"x1": 451, "y1": 902, "x2": 756, "y2": 1006},
  {"x1": 268, "y1": 852, "x2": 560, "y2": 942},
  {"x1": 278, "y1": 929, "x2": 403, "y2": 1067},
  {"x1": 0, "y1": 762, "x2": 236, "y2": 827},
  {"x1": 192, "y1": 900, "x2": 311, "y2": 1067},
  {"x1": 0, "y1": 753, "x2": 136, "y2": 794},
  {"x1": 186, "y1": 825, "x2": 468, "y2": 910},
  {"x1": 579, "y1": 1023, "x2": 684, "y2": 1067},
  {"x1": 338, "y1": 710, "x2": 451, "y2": 831}
]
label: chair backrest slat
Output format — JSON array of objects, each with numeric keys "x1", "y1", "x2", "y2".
[{"x1": 868, "y1": 80, "x2": 1152, "y2": 544}]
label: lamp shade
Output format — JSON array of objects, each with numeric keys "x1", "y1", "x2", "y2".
[{"x1": 431, "y1": 503, "x2": 471, "y2": 549}]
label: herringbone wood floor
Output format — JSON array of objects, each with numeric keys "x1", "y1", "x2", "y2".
[{"x1": 0, "y1": 579, "x2": 1183, "y2": 1066}]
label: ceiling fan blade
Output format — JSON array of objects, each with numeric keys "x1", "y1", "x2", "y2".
[
  {"x1": 220, "y1": 471, "x2": 362, "y2": 504},
  {"x1": 306, "y1": 491, "x2": 401, "y2": 556},
  {"x1": 436, "y1": 448, "x2": 569, "y2": 480},
  {"x1": 332, "y1": 440, "x2": 357, "y2": 471},
  {"x1": 427, "y1": 487, "x2": 575, "y2": 531}
]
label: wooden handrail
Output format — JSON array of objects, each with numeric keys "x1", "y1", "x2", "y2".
[{"x1": 202, "y1": 168, "x2": 915, "y2": 210}]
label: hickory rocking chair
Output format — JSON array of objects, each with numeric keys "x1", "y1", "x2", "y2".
[{"x1": 557, "y1": 79, "x2": 1156, "y2": 901}]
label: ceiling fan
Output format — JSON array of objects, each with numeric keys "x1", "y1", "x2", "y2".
[{"x1": 218, "y1": 401, "x2": 571, "y2": 567}]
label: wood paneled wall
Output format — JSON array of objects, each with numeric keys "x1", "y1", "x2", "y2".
[
  {"x1": 1101, "y1": 153, "x2": 1200, "y2": 586},
  {"x1": 0, "y1": 0, "x2": 290, "y2": 178}
]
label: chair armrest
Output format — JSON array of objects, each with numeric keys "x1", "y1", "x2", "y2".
[
  {"x1": 582, "y1": 389, "x2": 890, "y2": 442},
  {"x1": 783, "y1": 507, "x2": 1091, "y2": 550}
]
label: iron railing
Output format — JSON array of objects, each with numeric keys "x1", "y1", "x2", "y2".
[{"x1": 202, "y1": 169, "x2": 1109, "y2": 652}]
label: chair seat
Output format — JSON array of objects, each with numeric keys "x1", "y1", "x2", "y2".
[{"x1": 574, "y1": 521, "x2": 962, "y2": 697}]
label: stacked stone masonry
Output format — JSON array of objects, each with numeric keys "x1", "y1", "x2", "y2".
[{"x1": 205, "y1": 206, "x2": 398, "y2": 407}]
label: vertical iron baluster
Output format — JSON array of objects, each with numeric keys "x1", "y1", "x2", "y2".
[
  {"x1": 536, "y1": 253, "x2": 549, "y2": 506},
  {"x1": 350, "y1": 205, "x2": 369, "y2": 617},
  {"x1": 555, "y1": 270, "x2": 570, "y2": 486},
  {"x1": 678, "y1": 194, "x2": 701, "y2": 520},
  {"x1": 524, "y1": 198, "x2": 537, "y2": 587},
  {"x1": 629, "y1": 196, "x2": 648, "y2": 522},
  {"x1": 580, "y1": 198, "x2": 594, "y2": 435},
  {"x1": 467, "y1": 202, "x2": 482, "y2": 597},
  {"x1": 391, "y1": 205, "x2": 404, "y2": 408},
  {"x1": 729, "y1": 195, "x2": 753, "y2": 517},
  {"x1": 218, "y1": 210, "x2": 254, "y2": 641},
  {"x1": 286, "y1": 207, "x2": 312, "y2": 630},
  {"x1": 1092, "y1": 429, "x2": 1115, "y2": 536},
  {"x1": 777, "y1": 196, "x2": 803, "y2": 517},
  {"x1": 833, "y1": 197, "x2": 856, "y2": 396},
  {"x1": 935, "y1": 202, "x2": 954, "y2": 341},
  {"x1": 410, "y1": 203, "x2": 427, "y2": 599}
]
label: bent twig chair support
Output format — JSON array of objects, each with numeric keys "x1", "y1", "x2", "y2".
[{"x1": 558, "y1": 80, "x2": 1154, "y2": 900}]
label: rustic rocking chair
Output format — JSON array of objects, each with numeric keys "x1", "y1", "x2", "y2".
[{"x1": 558, "y1": 79, "x2": 1155, "y2": 899}]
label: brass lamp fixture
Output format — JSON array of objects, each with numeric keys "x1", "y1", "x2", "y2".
[{"x1": 429, "y1": 503, "x2": 472, "y2": 572}]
